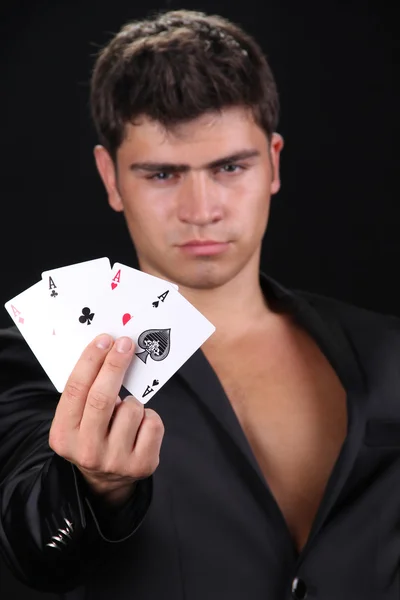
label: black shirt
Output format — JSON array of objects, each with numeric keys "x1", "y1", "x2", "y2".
[{"x1": 1, "y1": 271, "x2": 400, "y2": 599}]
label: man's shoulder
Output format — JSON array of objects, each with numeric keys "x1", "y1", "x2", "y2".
[
  {"x1": 295, "y1": 287, "x2": 400, "y2": 331},
  {"x1": 293, "y1": 287, "x2": 400, "y2": 368},
  {"x1": 263, "y1": 272, "x2": 400, "y2": 335}
]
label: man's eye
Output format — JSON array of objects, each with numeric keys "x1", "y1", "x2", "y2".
[
  {"x1": 147, "y1": 172, "x2": 173, "y2": 181},
  {"x1": 219, "y1": 164, "x2": 243, "y2": 173}
]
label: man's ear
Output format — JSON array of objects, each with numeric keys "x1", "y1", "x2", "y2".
[
  {"x1": 269, "y1": 133, "x2": 284, "y2": 196},
  {"x1": 93, "y1": 145, "x2": 124, "y2": 212}
]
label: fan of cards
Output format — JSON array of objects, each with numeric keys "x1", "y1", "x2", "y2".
[{"x1": 4, "y1": 257, "x2": 216, "y2": 402}]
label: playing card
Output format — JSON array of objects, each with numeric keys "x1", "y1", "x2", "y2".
[
  {"x1": 4, "y1": 279, "x2": 62, "y2": 389},
  {"x1": 111, "y1": 263, "x2": 178, "y2": 294},
  {"x1": 110, "y1": 262, "x2": 179, "y2": 337},
  {"x1": 120, "y1": 287, "x2": 216, "y2": 402},
  {"x1": 41, "y1": 257, "x2": 111, "y2": 340},
  {"x1": 5, "y1": 256, "x2": 214, "y2": 400},
  {"x1": 40, "y1": 257, "x2": 112, "y2": 388}
]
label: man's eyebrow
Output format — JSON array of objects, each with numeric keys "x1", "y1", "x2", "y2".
[{"x1": 129, "y1": 149, "x2": 261, "y2": 173}]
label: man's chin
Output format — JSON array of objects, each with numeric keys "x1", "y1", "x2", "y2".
[
  {"x1": 141, "y1": 251, "x2": 242, "y2": 290},
  {"x1": 170, "y1": 264, "x2": 235, "y2": 291}
]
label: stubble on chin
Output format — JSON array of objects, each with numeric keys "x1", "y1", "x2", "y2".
[{"x1": 172, "y1": 259, "x2": 239, "y2": 291}]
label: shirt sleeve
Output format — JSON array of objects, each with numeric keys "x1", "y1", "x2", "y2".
[{"x1": 0, "y1": 326, "x2": 152, "y2": 594}]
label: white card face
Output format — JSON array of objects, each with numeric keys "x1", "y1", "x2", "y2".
[
  {"x1": 111, "y1": 263, "x2": 178, "y2": 294},
  {"x1": 41, "y1": 257, "x2": 112, "y2": 342},
  {"x1": 40, "y1": 257, "x2": 113, "y2": 389},
  {"x1": 109, "y1": 263, "x2": 179, "y2": 338},
  {"x1": 4, "y1": 280, "x2": 62, "y2": 389},
  {"x1": 121, "y1": 287, "x2": 216, "y2": 403},
  {"x1": 6, "y1": 257, "x2": 215, "y2": 399}
]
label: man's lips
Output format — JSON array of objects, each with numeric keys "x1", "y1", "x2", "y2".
[
  {"x1": 180, "y1": 240, "x2": 225, "y2": 246},
  {"x1": 178, "y1": 240, "x2": 230, "y2": 256}
]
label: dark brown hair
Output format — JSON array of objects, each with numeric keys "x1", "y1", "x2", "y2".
[{"x1": 90, "y1": 9, "x2": 279, "y2": 160}]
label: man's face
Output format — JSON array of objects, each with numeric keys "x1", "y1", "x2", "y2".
[{"x1": 95, "y1": 106, "x2": 283, "y2": 290}]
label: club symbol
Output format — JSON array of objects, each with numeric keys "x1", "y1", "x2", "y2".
[
  {"x1": 79, "y1": 307, "x2": 95, "y2": 325},
  {"x1": 50, "y1": 290, "x2": 58, "y2": 298},
  {"x1": 136, "y1": 328, "x2": 171, "y2": 364}
]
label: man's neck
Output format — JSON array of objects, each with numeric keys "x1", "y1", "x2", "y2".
[
  {"x1": 175, "y1": 267, "x2": 276, "y2": 345},
  {"x1": 138, "y1": 253, "x2": 282, "y2": 342}
]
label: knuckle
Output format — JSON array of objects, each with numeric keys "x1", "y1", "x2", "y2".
[
  {"x1": 143, "y1": 455, "x2": 160, "y2": 476},
  {"x1": 48, "y1": 430, "x2": 64, "y2": 455},
  {"x1": 125, "y1": 397, "x2": 145, "y2": 420},
  {"x1": 102, "y1": 457, "x2": 118, "y2": 475},
  {"x1": 145, "y1": 409, "x2": 165, "y2": 435},
  {"x1": 104, "y1": 356, "x2": 125, "y2": 374},
  {"x1": 87, "y1": 389, "x2": 114, "y2": 411},
  {"x1": 64, "y1": 380, "x2": 90, "y2": 401},
  {"x1": 49, "y1": 425, "x2": 70, "y2": 458},
  {"x1": 134, "y1": 446, "x2": 161, "y2": 478},
  {"x1": 78, "y1": 451, "x2": 100, "y2": 472}
]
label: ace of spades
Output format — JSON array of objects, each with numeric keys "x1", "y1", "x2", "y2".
[{"x1": 121, "y1": 287, "x2": 215, "y2": 402}]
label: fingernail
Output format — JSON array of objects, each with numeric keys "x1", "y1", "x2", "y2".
[
  {"x1": 96, "y1": 334, "x2": 112, "y2": 349},
  {"x1": 115, "y1": 337, "x2": 133, "y2": 353}
]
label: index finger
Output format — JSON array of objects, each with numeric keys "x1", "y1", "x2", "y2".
[
  {"x1": 53, "y1": 334, "x2": 115, "y2": 429},
  {"x1": 79, "y1": 336, "x2": 136, "y2": 440}
]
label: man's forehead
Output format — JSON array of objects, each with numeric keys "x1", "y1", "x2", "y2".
[
  {"x1": 124, "y1": 107, "x2": 257, "y2": 141},
  {"x1": 120, "y1": 109, "x2": 266, "y2": 167}
]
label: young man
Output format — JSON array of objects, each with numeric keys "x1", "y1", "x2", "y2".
[{"x1": 1, "y1": 9, "x2": 399, "y2": 600}]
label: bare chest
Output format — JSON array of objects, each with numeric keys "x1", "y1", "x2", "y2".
[{"x1": 204, "y1": 318, "x2": 348, "y2": 553}]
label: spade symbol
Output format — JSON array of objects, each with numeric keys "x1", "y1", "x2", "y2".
[
  {"x1": 152, "y1": 301, "x2": 159, "y2": 308},
  {"x1": 135, "y1": 328, "x2": 171, "y2": 364},
  {"x1": 153, "y1": 379, "x2": 159, "y2": 386},
  {"x1": 79, "y1": 307, "x2": 95, "y2": 325}
]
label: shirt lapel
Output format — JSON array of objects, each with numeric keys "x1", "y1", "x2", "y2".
[{"x1": 177, "y1": 272, "x2": 369, "y2": 543}]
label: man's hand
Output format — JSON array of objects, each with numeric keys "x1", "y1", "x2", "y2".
[{"x1": 49, "y1": 334, "x2": 164, "y2": 506}]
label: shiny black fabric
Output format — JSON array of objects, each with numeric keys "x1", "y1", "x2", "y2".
[
  {"x1": 1, "y1": 272, "x2": 400, "y2": 599},
  {"x1": 0, "y1": 322, "x2": 152, "y2": 593}
]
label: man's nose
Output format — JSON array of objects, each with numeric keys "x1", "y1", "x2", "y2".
[{"x1": 177, "y1": 172, "x2": 223, "y2": 226}]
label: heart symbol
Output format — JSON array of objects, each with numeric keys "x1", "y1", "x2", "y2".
[
  {"x1": 152, "y1": 379, "x2": 159, "y2": 386},
  {"x1": 111, "y1": 282, "x2": 117, "y2": 290},
  {"x1": 122, "y1": 313, "x2": 132, "y2": 326}
]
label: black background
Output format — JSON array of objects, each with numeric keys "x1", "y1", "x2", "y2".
[{"x1": 0, "y1": 1, "x2": 398, "y2": 598}]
